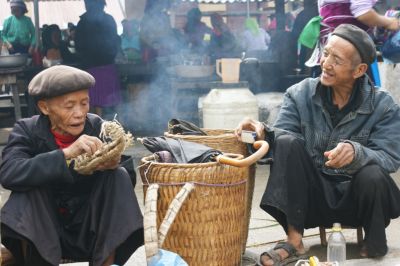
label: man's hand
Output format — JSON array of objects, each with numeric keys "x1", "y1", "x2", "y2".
[
  {"x1": 324, "y1": 142, "x2": 355, "y2": 168},
  {"x1": 234, "y1": 117, "x2": 265, "y2": 141},
  {"x1": 62, "y1": 134, "x2": 103, "y2": 160}
]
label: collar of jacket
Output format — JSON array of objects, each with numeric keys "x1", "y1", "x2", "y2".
[
  {"x1": 32, "y1": 114, "x2": 96, "y2": 150},
  {"x1": 312, "y1": 74, "x2": 375, "y2": 115}
]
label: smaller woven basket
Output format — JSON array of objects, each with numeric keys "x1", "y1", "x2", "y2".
[
  {"x1": 140, "y1": 154, "x2": 248, "y2": 266},
  {"x1": 164, "y1": 129, "x2": 256, "y2": 251}
]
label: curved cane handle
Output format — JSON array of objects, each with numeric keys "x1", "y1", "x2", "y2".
[{"x1": 216, "y1": 140, "x2": 269, "y2": 167}]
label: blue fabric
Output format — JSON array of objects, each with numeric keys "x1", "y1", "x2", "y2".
[
  {"x1": 370, "y1": 59, "x2": 381, "y2": 88},
  {"x1": 268, "y1": 75, "x2": 400, "y2": 176},
  {"x1": 382, "y1": 30, "x2": 400, "y2": 63},
  {"x1": 148, "y1": 249, "x2": 188, "y2": 266}
]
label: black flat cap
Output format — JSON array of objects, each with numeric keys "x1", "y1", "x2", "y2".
[
  {"x1": 28, "y1": 65, "x2": 95, "y2": 100},
  {"x1": 332, "y1": 24, "x2": 376, "y2": 65}
]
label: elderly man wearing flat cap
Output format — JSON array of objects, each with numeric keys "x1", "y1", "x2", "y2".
[
  {"x1": 236, "y1": 24, "x2": 400, "y2": 265},
  {"x1": 0, "y1": 66, "x2": 143, "y2": 265}
]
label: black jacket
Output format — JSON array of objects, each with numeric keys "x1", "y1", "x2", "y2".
[
  {"x1": 0, "y1": 113, "x2": 102, "y2": 191},
  {"x1": 75, "y1": 11, "x2": 119, "y2": 68}
]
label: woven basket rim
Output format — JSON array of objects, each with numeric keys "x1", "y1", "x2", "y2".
[
  {"x1": 164, "y1": 129, "x2": 236, "y2": 140},
  {"x1": 140, "y1": 153, "x2": 243, "y2": 168},
  {"x1": 164, "y1": 133, "x2": 235, "y2": 140}
]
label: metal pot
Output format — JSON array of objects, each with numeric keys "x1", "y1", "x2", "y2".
[
  {"x1": 0, "y1": 54, "x2": 28, "y2": 68},
  {"x1": 240, "y1": 55, "x2": 281, "y2": 94}
]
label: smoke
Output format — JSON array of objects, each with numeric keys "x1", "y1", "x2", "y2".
[
  {"x1": 117, "y1": 66, "x2": 173, "y2": 137},
  {"x1": 116, "y1": 7, "x2": 198, "y2": 137}
]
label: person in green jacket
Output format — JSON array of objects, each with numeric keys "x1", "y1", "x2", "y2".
[{"x1": 1, "y1": 0, "x2": 36, "y2": 54}]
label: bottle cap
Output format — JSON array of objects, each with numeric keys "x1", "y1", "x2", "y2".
[{"x1": 332, "y1": 222, "x2": 342, "y2": 232}]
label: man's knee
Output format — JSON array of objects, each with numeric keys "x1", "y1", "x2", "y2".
[
  {"x1": 353, "y1": 164, "x2": 388, "y2": 193},
  {"x1": 102, "y1": 167, "x2": 133, "y2": 187},
  {"x1": 274, "y1": 135, "x2": 305, "y2": 158},
  {"x1": 275, "y1": 134, "x2": 304, "y2": 149}
]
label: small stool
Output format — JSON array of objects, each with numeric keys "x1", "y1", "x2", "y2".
[{"x1": 319, "y1": 226, "x2": 363, "y2": 246}]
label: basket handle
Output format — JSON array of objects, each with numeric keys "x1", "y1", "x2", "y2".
[
  {"x1": 158, "y1": 183, "x2": 194, "y2": 247},
  {"x1": 144, "y1": 184, "x2": 159, "y2": 262},
  {"x1": 144, "y1": 183, "x2": 195, "y2": 263},
  {"x1": 216, "y1": 140, "x2": 269, "y2": 167}
]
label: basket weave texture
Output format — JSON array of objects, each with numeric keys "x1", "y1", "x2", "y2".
[
  {"x1": 140, "y1": 155, "x2": 247, "y2": 266},
  {"x1": 165, "y1": 129, "x2": 245, "y2": 154},
  {"x1": 164, "y1": 129, "x2": 256, "y2": 251}
]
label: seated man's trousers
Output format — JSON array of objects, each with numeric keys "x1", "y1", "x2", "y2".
[{"x1": 260, "y1": 134, "x2": 400, "y2": 257}]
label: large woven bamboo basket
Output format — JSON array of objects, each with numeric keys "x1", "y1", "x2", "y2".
[
  {"x1": 164, "y1": 129, "x2": 256, "y2": 251},
  {"x1": 140, "y1": 154, "x2": 248, "y2": 266}
]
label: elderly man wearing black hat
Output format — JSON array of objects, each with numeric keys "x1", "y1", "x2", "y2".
[
  {"x1": 1, "y1": 0, "x2": 36, "y2": 54},
  {"x1": 236, "y1": 24, "x2": 400, "y2": 265},
  {"x1": 0, "y1": 65, "x2": 144, "y2": 265}
]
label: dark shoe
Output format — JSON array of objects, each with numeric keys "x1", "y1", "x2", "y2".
[{"x1": 360, "y1": 242, "x2": 387, "y2": 258}]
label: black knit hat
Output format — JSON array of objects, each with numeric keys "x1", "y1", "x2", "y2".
[{"x1": 332, "y1": 24, "x2": 376, "y2": 65}]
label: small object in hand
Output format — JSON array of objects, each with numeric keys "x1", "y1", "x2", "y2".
[
  {"x1": 241, "y1": 130, "x2": 257, "y2": 143},
  {"x1": 73, "y1": 119, "x2": 133, "y2": 175}
]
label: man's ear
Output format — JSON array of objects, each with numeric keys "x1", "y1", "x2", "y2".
[
  {"x1": 37, "y1": 100, "x2": 49, "y2": 115},
  {"x1": 353, "y1": 63, "x2": 368, "y2": 79}
]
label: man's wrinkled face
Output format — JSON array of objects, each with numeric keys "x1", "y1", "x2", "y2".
[
  {"x1": 38, "y1": 89, "x2": 89, "y2": 136},
  {"x1": 320, "y1": 36, "x2": 360, "y2": 89}
]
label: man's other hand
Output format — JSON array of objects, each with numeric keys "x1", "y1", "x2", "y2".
[
  {"x1": 324, "y1": 142, "x2": 355, "y2": 168},
  {"x1": 62, "y1": 134, "x2": 103, "y2": 160},
  {"x1": 235, "y1": 117, "x2": 265, "y2": 141}
]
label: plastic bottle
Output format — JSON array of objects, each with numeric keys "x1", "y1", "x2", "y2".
[{"x1": 327, "y1": 223, "x2": 346, "y2": 263}]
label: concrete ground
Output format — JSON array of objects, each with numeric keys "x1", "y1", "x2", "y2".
[{"x1": 0, "y1": 139, "x2": 400, "y2": 265}]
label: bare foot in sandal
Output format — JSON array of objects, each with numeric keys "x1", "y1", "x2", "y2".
[
  {"x1": 260, "y1": 226, "x2": 306, "y2": 266},
  {"x1": 260, "y1": 241, "x2": 305, "y2": 266}
]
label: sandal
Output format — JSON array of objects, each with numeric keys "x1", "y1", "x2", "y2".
[{"x1": 259, "y1": 242, "x2": 307, "y2": 266}]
